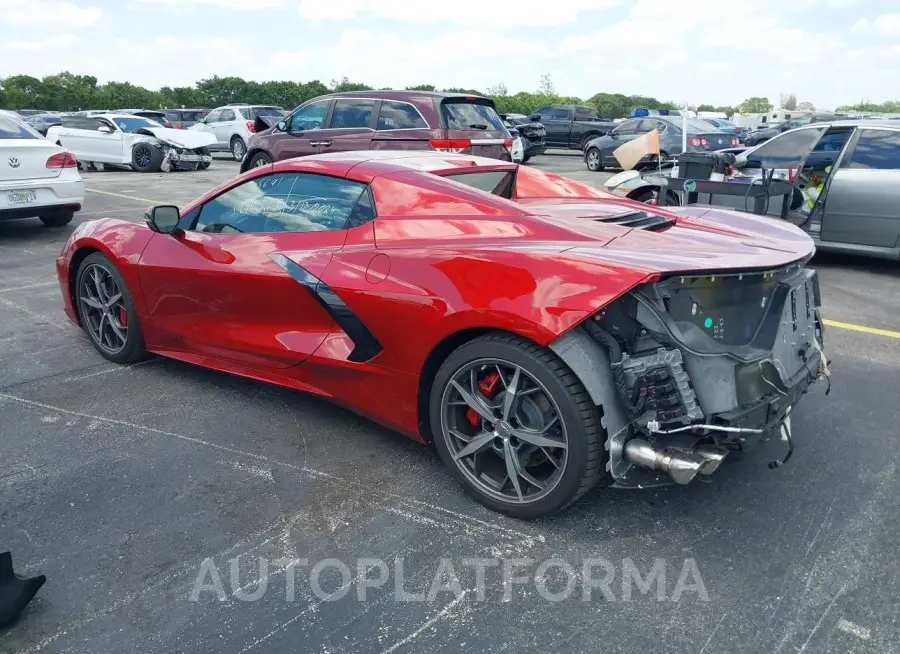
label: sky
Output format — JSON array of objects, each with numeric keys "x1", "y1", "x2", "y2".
[{"x1": 1, "y1": 0, "x2": 897, "y2": 109}]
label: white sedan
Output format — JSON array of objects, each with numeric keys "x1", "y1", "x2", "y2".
[
  {"x1": 46, "y1": 113, "x2": 216, "y2": 173},
  {"x1": 0, "y1": 111, "x2": 84, "y2": 227}
]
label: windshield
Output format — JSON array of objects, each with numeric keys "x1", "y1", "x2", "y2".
[
  {"x1": 0, "y1": 113, "x2": 39, "y2": 139},
  {"x1": 248, "y1": 107, "x2": 285, "y2": 119},
  {"x1": 112, "y1": 116, "x2": 164, "y2": 132},
  {"x1": 441, "y1": 101, "x2": 505, "y2": 131},
  {"x1": 681, "y1": 118, "x2": 728, "y2": 133}
]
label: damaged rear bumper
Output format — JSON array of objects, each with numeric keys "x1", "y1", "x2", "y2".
[{"x1": 551, "y1": 262, "x2": 829, "y2": 488}]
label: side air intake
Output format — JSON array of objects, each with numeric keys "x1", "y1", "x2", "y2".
[{"x1": 595, "y1": 210, "x2": 675, "y2": 232}]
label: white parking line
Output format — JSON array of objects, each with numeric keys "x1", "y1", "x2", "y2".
[
  {"x1": 836, "y1": 618, "x2": 871, "y2": 641},
  {"x1": 0, "y1": 281, "x2": 57, "y2": 294}
]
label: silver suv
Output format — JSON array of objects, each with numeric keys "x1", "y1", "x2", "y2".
[{"x1": 189, "y1": 103, "x2": 285, "y2": 160}]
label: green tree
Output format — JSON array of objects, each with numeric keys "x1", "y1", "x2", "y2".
[
  {"x1": 330, "y1": 76, "x2": 373, "y2": 93},
  {"x1": 779, "y1": 92, "x2": 797, "y2": 110},
  {"x1": 739, "y1": 96, "x2": 773, "y2": 113}
]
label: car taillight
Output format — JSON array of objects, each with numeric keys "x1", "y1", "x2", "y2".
[
  {"x1": 430, "y1": 138, "x2": 472, "y2": 152},
  {"x1": 731, "y1": 137, "x2": 738, "y2": 146},
  {"x1": 688, "y1": 137, "x2": 701, "y2": 147},
  {"x1": 503, "y1": 138, "x2": 512, "y2": 149},
  {"x1": 46, "y1": 152, "x2": 77, "y2": 168},
  {"x1": 164, "y1": 120, "x2": 174, "y2": 128},
  {"x1": 246, "y1": 120, "x2": 256, "y2": 133}
]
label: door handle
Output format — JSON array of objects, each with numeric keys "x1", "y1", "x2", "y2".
[{"x1": 313, "y1": 140, "x2": 332, "y2": 147}]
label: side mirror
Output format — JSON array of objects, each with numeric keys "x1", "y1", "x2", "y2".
[
  {"x1": 276, "y1": 120, "x2": 288, "y2": 132},
  {"x1": 97, "y1": 125, "x2": 112, "y2": 133},
  {"x1": 529, "y1": 114, "x2": 541, "y2": 121},
  {"x1": 609, "y1": 131, "x2": 618, "y2": 139},
  {"x1": 146, "y1": 205, "x2": 181, "y2": 234}
]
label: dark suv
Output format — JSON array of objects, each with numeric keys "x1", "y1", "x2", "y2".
[
  {"x1": 241, "y1": 91, "x2": 512, "y2": 171},
  {"x1": 164, "y1": 108, "x2": 210, "y2": 129}
]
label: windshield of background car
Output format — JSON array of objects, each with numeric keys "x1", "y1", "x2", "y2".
[
  {"x1": 682, "y1": 118, "x2": 728, "y2": 133},
  {"x1": 0, "y1": 114, "x2": 39, "y2": 139},
  {"x1": 441, "y1": 100, "x2": 505, "y2": 131},
  {"x1": 248, "y1": 107, "x2": 285, "y2": 119},
  {"x1": 112, "y1": 116, "x2": 164, "y2": 132}
]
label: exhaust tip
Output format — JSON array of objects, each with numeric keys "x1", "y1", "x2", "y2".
[{"x1": 695, "y1": 445, "x2": 728, "y2": 476}]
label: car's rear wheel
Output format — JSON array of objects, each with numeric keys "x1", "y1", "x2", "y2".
[
  {"x1": 580, "y1": 133, "x2": 600, "y2": 152},
  {"x1": 231, "y1": 136, "x2": 247, "y2": 161},
  {"x1": 132, "y1": 143, "x2": 163, "y2": 173},
  {"x1": 630, "y1": 187, "x2": 680, "y2": 206},
  {"x1": 586, "y1": 147, "x2": 604, "y2": 172},
  {"x1": 40, "y1": 210, "x2": 75, "y2": 227},
  {"x1": 75, "y1": 252, "x2": 146, "y2": 364},
  {"x1": 430, "y1": 333, "x2": 606, "y2": 519}
]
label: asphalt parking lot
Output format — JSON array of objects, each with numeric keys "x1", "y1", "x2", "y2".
[{"x1": 2, "y1": 151, "x2": 899, "y2": 654}]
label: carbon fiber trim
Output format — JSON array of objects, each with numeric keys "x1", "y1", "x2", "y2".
[{"x1": 270, "y1": 253, "x2": 383, "y2": 363}]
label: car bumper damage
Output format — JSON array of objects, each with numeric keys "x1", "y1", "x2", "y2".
[
  {"x1": 157, "y1": 144, "x2": 212, "y2": 172},
  {"x1": 551, "y1": 261, "x2": 830, "y2": 488}
]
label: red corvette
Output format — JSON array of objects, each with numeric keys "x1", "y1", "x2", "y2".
[{"x1": 56, "y1": 151, "x2": 828, "y2": 518}]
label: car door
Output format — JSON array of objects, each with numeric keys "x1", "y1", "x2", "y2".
[
  {"x1": 193, "y1": 109, "x2": 221, "y2": 147},
  {"x1": 269, "y1": 100, "x2": 332, "y2": 161},
  {"x1": 602, "y1": 120, "x2": 642, "y2": 166},
  {"x1": 215, "y1": 108, "x2": 237, "y2": 145},
  {"x1": 820, "y1": 128, "x2": 900, "y2": 248},
  {"x1": 539, "y1": 107, "x2": 573, "y2": 147},
  {"x1": 93, "y1": 117, "x2": 126, "y2": 163},
  {"x1": 137, "y1": 170, "x2": 376, "y2": 369},
  {"x1": 317, "y1": 98, "x2": 377, "y2": 154}
]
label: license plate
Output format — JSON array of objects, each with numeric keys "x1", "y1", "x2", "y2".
[{"x1": 7, "y1": 190, "x2": 37, "y2": 205}]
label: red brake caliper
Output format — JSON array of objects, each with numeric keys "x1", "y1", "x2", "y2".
[
  {"x1": 118, "y1": 307, "x2": 128, "y2": 327},
  {"x1": 466, "y1": 371, "x2": 501, "y2": 427}
]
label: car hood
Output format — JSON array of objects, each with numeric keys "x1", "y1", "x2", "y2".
[
  {"x1": 522, "y1": 201, "x2": 815, "y2": 274},
  {"x1": 139, "y1": 128, "x2": 216, "y2": 149}
]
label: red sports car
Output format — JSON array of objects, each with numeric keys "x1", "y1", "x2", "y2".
[{"x1": 55, "y1": 151, "x2": 829, "y2": 518}]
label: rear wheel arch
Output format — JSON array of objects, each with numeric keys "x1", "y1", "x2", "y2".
[{"x1": 417, "y1": 327, "x2": 540, "y2": 443}]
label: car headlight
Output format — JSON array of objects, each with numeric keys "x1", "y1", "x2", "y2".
[{"x1": 604, "y1": 170, "x2": 641, "y2": 187}]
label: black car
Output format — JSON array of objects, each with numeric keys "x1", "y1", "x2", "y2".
[
  {"x1": 164, "y1": 108, "x2": 210, "y2": 129},
  {"x1": 503, "y1": 114, "x2": 546, "y2": 162},
  {"x1": 24, "y1": 113, "x2": 62, "y2": 136},
  {"x1": 745, "y1": 112, "x2": 842, "y2": 146}
]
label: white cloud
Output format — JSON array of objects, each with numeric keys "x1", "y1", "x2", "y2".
[
  {"x1": 295, "y1": 0, "x2": 622, "y2": 24},
  {"x1": 0, "y1": 0, "x2": 102, "y2": 27},
  {"x1": 854, "y1": 13, "x2": 900, "y2": 35}
]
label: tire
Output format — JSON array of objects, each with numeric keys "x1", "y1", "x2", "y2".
[
  {"x1": 198, "y1": 147, "x2": 210, "y2": 170},
  {"x1": 521, "y1": 154, "x2": 531, "y2": 164},
  {"x1": 39, "y1": 210, "x2": 75, "y2": 227},
  {"x1": 231, "y1": 136, "x2": 247, "y2": 161},
  {"x1": 585, "y1": 147, "x2": 604, "y2": 172},
  {"x1": 247, "y1": 151, "x2": 272, "y2": 169},
  {"x1": 131, "y1": 143, "x2": 163, "y2": 173},
  {"x1": 580, "y1": 133, "x2": 600, "y2": 152},
  {"x1": 429, "y1": 333, "x2": 606, "y2": 519},
  {"x1": 74, "y1": 252, "x2": 147, "y2": 364}
]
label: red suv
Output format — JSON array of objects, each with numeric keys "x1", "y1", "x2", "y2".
[{"x1": 241, "y1": 90, "x2": 512, "y2": 171}]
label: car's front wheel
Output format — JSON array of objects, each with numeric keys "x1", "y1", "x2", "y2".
[
  {"x1": 248, "y1": 151, "x2": 273, "y2": 168},
  {"x1": 585, "y1": 147, "x2": 604, "y2": 172},
  {"x1": 430, "y1": 333, "x2": 606, "y2": 519},
  {"x1": 75, "y1": 252, "x2": 147, "y2": 364}
]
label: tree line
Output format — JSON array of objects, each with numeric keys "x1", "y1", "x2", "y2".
[{"x1": 4, "y1": 71, "x2": 882, "y2": 118}]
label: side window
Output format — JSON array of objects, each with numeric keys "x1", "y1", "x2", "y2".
[
  {"x1": 550, "y1": 108, "x2": 573, "y2": 121},
  {"x1": 193, "y1": 173, "x2": 370, "y2": 234},
  {"x1": 653, "y1": 120, "x2": 667, "y2": 133},
  {"x1": 634, "y1": 120, "x2": 653, "y2": 134},
  {"x1": 289, "y1": 101, "x2": 329, "y2": 131},
  {"x1": 328, "y1": 99, "x2": 376, "y2": 129},
  {"x1": 574, "y1": 107, "x2": 596, "y2": 121},
  {"x1": 813, "y1": 131, "x2": 851, "y2": 152},
  {"x1": 614, "y1": 120, "x2": 639, "y2": 135},
  {"x1": 748, "y1": 126, "x2": 828, "y2": 166},
  {"x1": 205, "y1": 109, "x2": 222, "y2": 123},
  {"x1": 377, "y1": 101, "x2": 428, "y2": 130},
  {"x1": 534, "y1": 106, "x2": 553, "y2": 119},
  {"x1": 848, "y1": 130, "x2": 900, "y2": 170},
  {"x1": 219, "y1": 109, "x2": 236, "y2": 121}
]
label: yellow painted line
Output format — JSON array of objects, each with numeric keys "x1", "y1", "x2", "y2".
[
  {"x1": 85, "y1": 187, "x2": 165, "y2": 205},
  {"x1": 823, "y1": 319, "x2": 900, "y2": 339}
]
